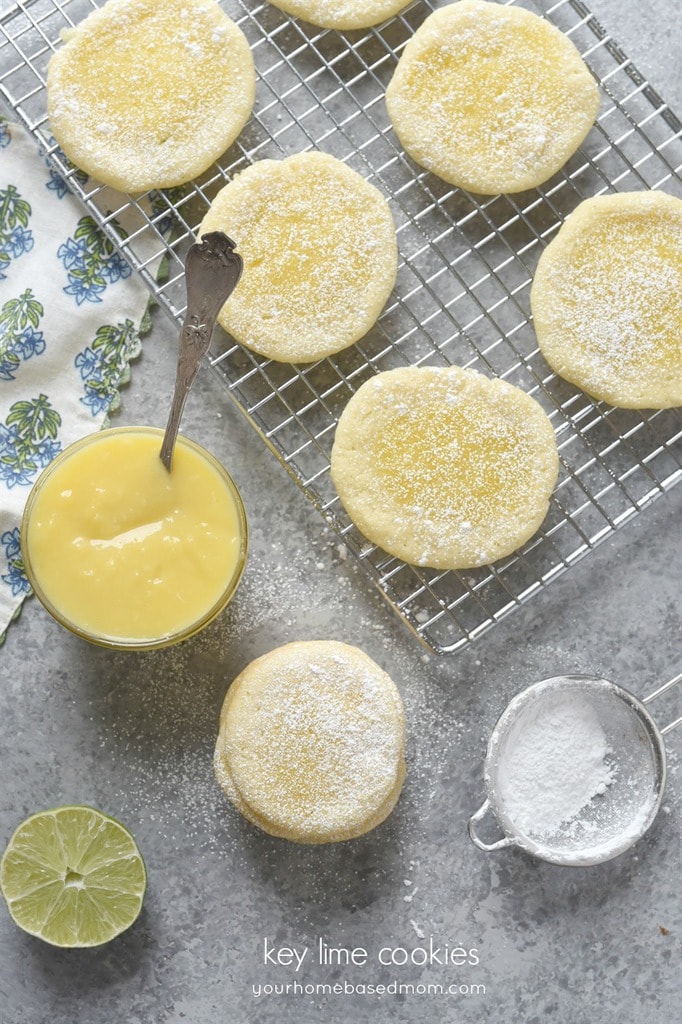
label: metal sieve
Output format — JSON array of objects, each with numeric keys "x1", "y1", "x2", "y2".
[{"x1": 468, "y1": 673, "x2": 680, "y2": 866}]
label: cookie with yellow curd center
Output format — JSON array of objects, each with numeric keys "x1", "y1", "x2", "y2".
[
  {"x1": 46, "y1": 0, "x2": 255, "y2": 192},
  {"x1": 385, "y1": 0, "x2": 600, "y2": 194},
  {"x1": 330, "y1": 366, "x2": 559, "y2": 569},
  {"x1": 198, "y1": 151, "x2": 397, "y2": 363},
  {"x1": 214, "y1": 641, "x2": 407, "y2": 844},
  {"x1": 265, "y1": 0, "x2": 410, "y2": 30},
  {"x1": 530, "y1": 190, "x2": 682, "y2": 409}
]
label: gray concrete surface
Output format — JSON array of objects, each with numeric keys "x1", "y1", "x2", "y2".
[{"x1": 0, "y1": 1, "x2": 680, "y2": 1022}]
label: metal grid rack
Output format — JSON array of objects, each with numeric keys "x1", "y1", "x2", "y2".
[{"x1": 2, "y1": 0, "x2": 681, "y2": 654}]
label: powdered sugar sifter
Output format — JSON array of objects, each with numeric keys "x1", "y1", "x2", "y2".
[{"x1": 468, "y1": 672, "x2": 680, "y2": 866}]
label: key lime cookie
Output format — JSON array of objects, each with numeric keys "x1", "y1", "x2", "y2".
[
  {"x1": 199, "y1": 152, "x2": 397, "y2": 362},
  {"x1": 531, "y1": 190, "x2": 682, "y2": 409},
  {"x1": 330, "y1": 366, "x2": 559, "y2": 569},
  {"x1": 385, "y1": 0, "x2": 600, "y2": 194},
  {"x1": 266, "y1": 0, "x2": 410, "y2": 30},
  {"x1": 214, "y1": 641, "x2": 407, "y2": 844},
  {"x1": 46, "y1": 0, "x2": 255, "y2": 192}
]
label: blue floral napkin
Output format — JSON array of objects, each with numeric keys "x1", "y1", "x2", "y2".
[{"x1": 0, "y1": 119, "x2": 158, "y2": 640}]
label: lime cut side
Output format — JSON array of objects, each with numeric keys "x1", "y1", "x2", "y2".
[{"x1": 0, "y1": 805, "x2": 146, "y2": 947}]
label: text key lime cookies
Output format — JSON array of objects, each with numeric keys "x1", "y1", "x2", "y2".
[
  {"x1": 199, "y1": 152, "x2": 397, "y2": 362},
  {"x1": 214, "y1": 641, "x2": 407, "y2": 843},
  {"x1": 385, "y1": 0, "x2": 600, "y2": 194},
  {"x1": 531, "y1": 190, "x2": 682, "y2": 409},
  {"x1": 331, "y1": 366, "x2": 559, "y2": 570},
  {"x1": 46, "y1": 0, "x2": 255, "y2": 192}
]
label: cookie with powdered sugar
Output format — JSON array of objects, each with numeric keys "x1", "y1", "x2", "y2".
[
  {"x1": 199, "y1": 151, "x2": 397, "y2": 363},
  {"x1": 385, "y1": 0, "x2": 599, "y2": 194},
  {"x1": 331, "y1": 365, "x2": 559, "y2": 570},
  {"x1": 266, "y1": 0, "x2": 410, "y2": 30},
  {"x1": 531, "y1": 190, "x2": 682, "y2": 409},
  {"x1": 214, "y1": 641, "x2": 406, "y2": 844},
  {"x1": 47, "y1": 0, "x2": 255, "y2": 192}
]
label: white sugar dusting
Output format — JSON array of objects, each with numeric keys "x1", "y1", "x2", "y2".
[{"x1": 496, "y1": 689, "x2": 617, "y2": 839}]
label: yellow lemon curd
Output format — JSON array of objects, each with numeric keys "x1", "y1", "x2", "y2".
[{"x1": 21, "y1": 427, "x2": 247, "y2": 649}]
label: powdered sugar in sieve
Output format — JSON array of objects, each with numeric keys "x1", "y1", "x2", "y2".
[{"x1": 468, "y1": 674, "x2": 679, "y2": 866}]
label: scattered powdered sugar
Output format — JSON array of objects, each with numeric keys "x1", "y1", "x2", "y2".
[
  {"x1": 495, "y1": 688, "x2": 616, "y2": 839},
  {"x1": 403, "y1": 882, "x2": 418, "y2": 903}
]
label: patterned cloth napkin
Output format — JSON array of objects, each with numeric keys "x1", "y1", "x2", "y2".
[{"x1": 0, "y1": 119, "x2": 159, "y2": 640}]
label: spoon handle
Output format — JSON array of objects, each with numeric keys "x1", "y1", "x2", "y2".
[{"x1": 160, "y1": 232, "x2": 243, "y2": 471}]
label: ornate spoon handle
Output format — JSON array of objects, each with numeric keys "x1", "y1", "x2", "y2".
[{"x1": 160, "y1": 232, "x2": 243, "y2": 471}]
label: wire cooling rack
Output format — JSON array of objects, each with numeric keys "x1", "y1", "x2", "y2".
[{"x1": 1, "y1": 0, "x2": 681, "y2": 653}]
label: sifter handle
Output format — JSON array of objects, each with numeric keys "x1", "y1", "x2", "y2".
[{"x1": 467, "y1": 799, "x2": 516, "y2": 852}]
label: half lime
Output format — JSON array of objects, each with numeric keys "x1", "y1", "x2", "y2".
[{"x1": 0, "y1": 805, "x2": 146, "y2": 947}]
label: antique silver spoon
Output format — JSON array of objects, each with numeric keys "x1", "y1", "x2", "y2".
[{"x1": 160, "y1": 231, "x2": 243, "y2": 471}]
